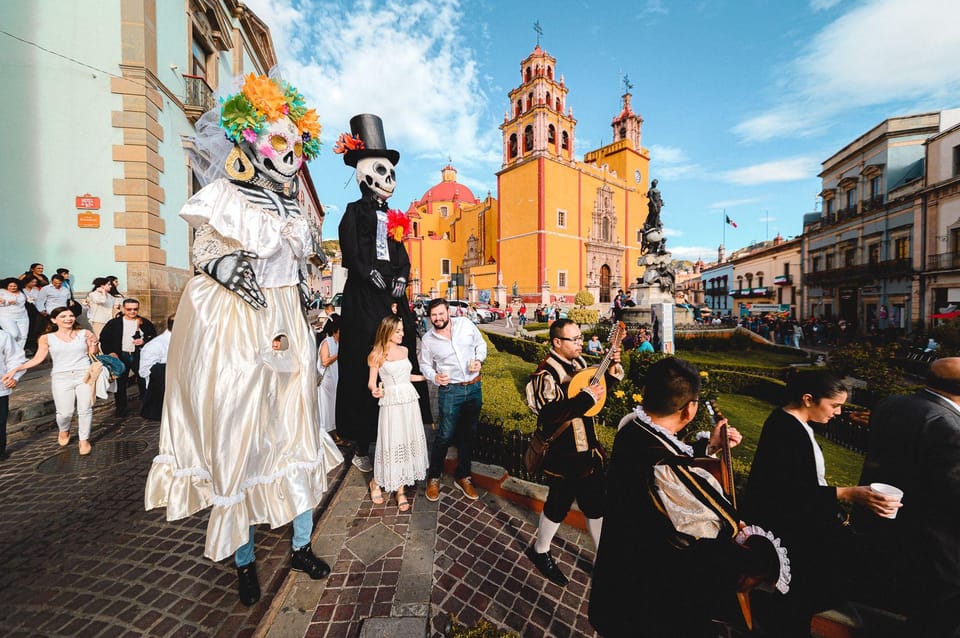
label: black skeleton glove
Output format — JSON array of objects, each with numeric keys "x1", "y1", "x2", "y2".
[
  {"x1": 390, "y1": 276, "x2": 407, "y2": 299},
  {"x1": 201, "y1": 250, "x2": 267, "y2": 310},
  {"x1": 369, "y1": 269, "x2": 387, "y2": 291}
]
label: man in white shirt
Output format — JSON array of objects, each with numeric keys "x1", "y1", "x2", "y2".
[
  {"x1": 33, "y1": 274, "x2": 71, "y2": 316},
  {"x1": 0, "y1": 330, "x2": 27, "y2": 459},
  {"x1": 139, "y1": 315, "x2": 173, "y2": 420},
  {"x1": 419, "y1": 298, "x2": 487, "y2": 502}
]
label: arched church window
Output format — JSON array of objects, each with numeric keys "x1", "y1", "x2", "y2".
[
  {"x1": 527, "y1": 92, "x2": 533, "y2": 110},
  {"x1": 525, "y1": 66, "x2": 531, "y2": 82},
  {"x1": 619, "y1": 127, "x2": 626, "y2": 140},
  {"x1": 556, "y1": 97, "x2": 562, "y2": 111},
  {"x1": 602, "y1": 218, "x2": 610, "y2": 242},
  {"x1": 561, "y1": 130, "x2": 569, "y2": 151},
  {"x1": 524, "y1": 126, "x2": 534, "y2": 153},
  {"x1": 508, "y1": 134, "x2": 518, "y2": 159},
  {"x1": 515, "y1": 101, "x2": 521, "y2": 117},
  {"x1": 546, "y1": 92, "x2": 552, "y2": 109},
  {"x1": 547, "y1": 66, "x2": 553, "y2": 80},
  {"x1": 548, "y1": 124, "x2": 556, "y2": 145}
]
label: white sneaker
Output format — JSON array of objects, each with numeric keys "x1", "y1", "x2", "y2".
[{"x1": 352, "y1": 454, "x2": 373, "y2": 472}]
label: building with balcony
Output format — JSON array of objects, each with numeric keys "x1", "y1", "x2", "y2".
[
  {"x1": 722, "y1": 235, "x2": 801, "y2": 317},
  {"x1": 700, "y1": 252, "x2": 733, "y2": 318},
  {"x1": 803, "y1": 110, "x2": 960, "y2": 334},
  {"x1": 0, "y1": 0, "x2": 320, "y2": 320},
  {"x1": 922, "y1": 121, "x2": 960, "y2": 322}
]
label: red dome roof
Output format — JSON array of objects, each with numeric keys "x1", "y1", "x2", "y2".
[{"x1": 418, "y1": 165, "x2": 478, "y2": 205}]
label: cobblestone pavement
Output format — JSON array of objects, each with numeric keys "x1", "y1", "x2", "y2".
[{"x1": 0, "y1": 405, "x2": 344, "y2": 638}]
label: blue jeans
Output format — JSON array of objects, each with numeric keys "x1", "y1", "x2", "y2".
[
  {"x1": 234, "y1": 509, "x2": 313, "y2": 567},
  {"x1": 428, "y1": 382, "x2": 482, "y2": 480}
]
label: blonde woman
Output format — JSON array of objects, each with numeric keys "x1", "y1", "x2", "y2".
[
  {"x1": 367, "y1": 315, "x2": 428, "y2": 512},
  {"x1": 2, "y1": 306, "x2": 99, "y2": 454}
]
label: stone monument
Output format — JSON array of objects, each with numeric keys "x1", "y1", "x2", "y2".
[{"x1": 625, "y1": 178, "x2": 675, "y2": 328}]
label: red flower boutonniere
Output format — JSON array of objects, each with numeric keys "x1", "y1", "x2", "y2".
[
  {"x1": 333, "y1": 132, "x2": 365, "y2": 155},
  {"x1": 387, "y1": 209, "x2": 410, "y2": 242}
]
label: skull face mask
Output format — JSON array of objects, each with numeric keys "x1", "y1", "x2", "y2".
[
  {"x1": 355, "y1": 156, "x2": 396, "y2": 200},
  {"x1": 240, "y1": 117, "x2": 304, "y2": 185}
]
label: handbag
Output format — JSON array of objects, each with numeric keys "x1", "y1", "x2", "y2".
[
  {"x1": 96, "y1": 353, "x2": 126, "y2": 378},
  {"x1": 523, "y1": 420, "x2": 573, "y2": 474}
]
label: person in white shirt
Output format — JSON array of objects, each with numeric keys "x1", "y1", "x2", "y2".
[
  {"x1": 85, "y1": 277, "x2": 119, "y2": 337},
  {"x1": 0, "y1": 329, "x2": 27, "y2": 458},
  {"x1": 139, "y1": 315, "x2": 173, "y2": 420},
  {"x1": 34, "y1": 274, "x2": 71, "y2": 316},
  {"x1": 419, "y1": 298, "x2": 487, "y2": 502},
  {"x1": 0, "y1": 278, "x2": 30, "y2": 349}
]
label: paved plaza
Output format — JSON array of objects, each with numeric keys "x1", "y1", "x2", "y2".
[{"x1": 0, "y1": 349, "x2": 601, "y2": 638}]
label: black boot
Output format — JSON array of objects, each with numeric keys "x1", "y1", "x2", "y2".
[
  {"x1": 291, "y1": 544, "x2": 330, "y2": 579},
  {"x1": 236, "y1": 563, "x2": 260, "y2": 606}
]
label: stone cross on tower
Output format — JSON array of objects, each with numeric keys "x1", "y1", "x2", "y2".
[{"x1": 533, "y1": 21, "x2": 543, "y2": 46}]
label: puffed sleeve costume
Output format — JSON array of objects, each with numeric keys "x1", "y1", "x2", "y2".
[{"x1": 144, "y1": 179, "x2": 342, "y2": 561}]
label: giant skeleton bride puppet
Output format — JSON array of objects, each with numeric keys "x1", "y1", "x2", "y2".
[{"x1": 144, "y1": 74, "x2": 342, "y2": 606}]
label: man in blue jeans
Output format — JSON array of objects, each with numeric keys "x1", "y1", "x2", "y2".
[{"x1": 419, "y1": 298, "x2": 486, "y2": 501}]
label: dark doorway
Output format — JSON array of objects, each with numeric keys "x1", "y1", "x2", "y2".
[{"x1": 599, "y1": 265, "x2": 611, "y2": 303}]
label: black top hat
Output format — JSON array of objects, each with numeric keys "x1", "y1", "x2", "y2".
[{"x1": 343, "y1": 113, "x2": 400, "y2": 167}]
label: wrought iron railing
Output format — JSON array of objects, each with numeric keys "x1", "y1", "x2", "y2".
[
  {"x1": 472, "y1": 417, "x2": 544, "y2": 483},
  {"x1": 819, "y1": 411, "x2": 869, "y2": 454},
  {"x1": 183, "y1": 74, "x2": 216, "y2": 113},
  {"x1": 928, "y1": 252, "x2": 960, "y2": 271}
]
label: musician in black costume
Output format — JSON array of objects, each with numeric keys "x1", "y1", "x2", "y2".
[
  {"x1": 524, "y1": 318, "x2": 622, "y2": 586},
  {"x1": 590, "y1": 357, "x2": 789, "y2": 637}
]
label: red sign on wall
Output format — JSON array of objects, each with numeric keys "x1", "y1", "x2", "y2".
[{"x1": 75, "y1": 194, "x2": 101, "y2": 210}]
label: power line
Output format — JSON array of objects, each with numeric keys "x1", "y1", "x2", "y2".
[{"x1": 0, "y1": 28, "x2": 166, "y2": 95}]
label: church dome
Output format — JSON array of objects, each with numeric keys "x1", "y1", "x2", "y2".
[{"x1": 419, "y1": 164, "x2": 478, "y2": 204}]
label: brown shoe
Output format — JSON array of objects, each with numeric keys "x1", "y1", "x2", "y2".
[
  {"x1": 425, "y1": 478, "x2": 440, "y2": 502},
  {"x1": 455, "y1": 477, "x2": 479, "y2": 500}
]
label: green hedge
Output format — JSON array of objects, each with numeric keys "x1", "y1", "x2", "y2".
[{"x1": 485, "y1": 331, "x2": 549, "y2": 362}]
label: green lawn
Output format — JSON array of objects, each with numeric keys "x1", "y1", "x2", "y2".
[{"x1": 679, "y1": 349, "x2": 808, "y2": 369}]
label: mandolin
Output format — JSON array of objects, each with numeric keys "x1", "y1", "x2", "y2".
[{"x1": 567, "y1": 321, "x2": 626, "y2": 417}]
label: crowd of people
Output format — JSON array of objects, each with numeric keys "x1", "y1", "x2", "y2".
[{"x1": 0, "y1": 263, "x2": 175, "y2": 458}]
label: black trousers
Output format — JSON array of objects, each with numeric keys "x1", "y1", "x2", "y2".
[
  {"x1": 0, "y1": 395, "x2": 8, "y2": 454},
  {"x1": 115, "y1": 351, "x2": 145, "y2": 413}
]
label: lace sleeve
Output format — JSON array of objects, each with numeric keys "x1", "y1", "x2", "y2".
[{"x1": 192, "y1": 223, "x2": 242, "y2": 268}]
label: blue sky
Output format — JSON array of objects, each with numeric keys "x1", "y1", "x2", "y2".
[{"x1": 245, "y1": 0, "x2": 960, "y2": 259}]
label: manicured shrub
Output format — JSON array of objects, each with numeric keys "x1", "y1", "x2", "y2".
[
  {"x1": 567, "y1": 307, "x2": 599, "y2": 325},
  {"x1": 574, "y1": 289, "x2": 595, "y2": 307}
]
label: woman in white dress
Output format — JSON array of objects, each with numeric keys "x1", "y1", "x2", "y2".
[
  {"x1": 367, "y1": 315, "x2": 429, "y2": 512},
  {"x1": 0, "y1": 278, "x2": 30, "y2": 349},
  {"x1": 318, "y1": 319, "x2": 341, "y2": 442},
  {"x1": 3, "y1": 306, "x2": 99, "y2": 454}
]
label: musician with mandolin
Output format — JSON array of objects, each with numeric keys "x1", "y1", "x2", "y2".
[
  {"x1": 589, "y1": 357, "x2": 791, "y2": 638},
  {"x1": 525, "y1": 318, "x2": 624, "y2": 587}
]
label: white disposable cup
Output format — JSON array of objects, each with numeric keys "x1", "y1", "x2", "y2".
[{"x1": 870, "y1": 482, "x2": 904, "y2": 519}]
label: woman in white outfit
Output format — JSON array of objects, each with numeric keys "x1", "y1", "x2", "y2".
[
  {"x1": 0, "y1": 278, "x2": 30, "y2": 349},
  {"x1": 2, "y1": 306, "x2": 99, "y2": 454},
  {"x1": 318, "y1": 319, "x2": 342, "y2": 444},
  {"x1": 85, "y1": 277, "x2": 119, "y2": 337}
]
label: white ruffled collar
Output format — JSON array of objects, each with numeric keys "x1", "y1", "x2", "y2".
[
  {"x1": 632, "y1": 405, "x2": 695, "y2": 456},
  {"x1": 735, "y1": 525, "x2": 792, "y2": 594}
]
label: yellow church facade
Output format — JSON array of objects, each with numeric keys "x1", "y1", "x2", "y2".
[{"x1": 404, "y1": 45, "x2": 651, "y2": 306}]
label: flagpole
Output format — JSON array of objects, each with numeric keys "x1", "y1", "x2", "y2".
[{"x1": 722, "y1": 208, "x2": 726, "y2": 252}]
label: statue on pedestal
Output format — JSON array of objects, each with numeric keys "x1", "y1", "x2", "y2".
[{"x1": 639, "y1": 179, "x2": 674, "y2": 295}]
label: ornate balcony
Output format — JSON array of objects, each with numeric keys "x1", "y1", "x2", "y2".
[
  {"x1": 730, "y1": 287, "x2": 774, "y2": 299},
  {"x1": 928, "y1": 252, "x2": 960, "y2": 271},
  {"x1": 773, "y1": 274, "x2": 793, "y2": 286},
  {"x1": 805, "y1": 258, "x2": 913, "y2": 286},
  {"x1": 183, "y1": 74, "x2": 216, "y2": 122},
  {"x1": 704, "y1": 286, "x2": 729, "y2": 297}
]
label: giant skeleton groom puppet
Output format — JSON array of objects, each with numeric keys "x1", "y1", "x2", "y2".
[
  {"x1": 334, "y1": 115, "x2": 432, "y2": 471},
  {"x1": 144, "y1": 74, "x2": 342, "y2": 607}
]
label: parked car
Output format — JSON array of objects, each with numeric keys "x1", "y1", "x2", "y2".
[
  {"x1": 476, "y1": 303, "x2": 504, "y2": 320},
  {"x1": 474, "y1": 307, "x2": 494, "y2": 323}
]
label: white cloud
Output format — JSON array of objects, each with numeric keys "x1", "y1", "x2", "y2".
[
  {"x1": 734, "y1": 0, "x2": 960, "y2": 142},
  {"x1": 810, "y1": 0, "x2": 842, "y2": 11},
  {"x1": 708, "y1": 197, "x2": 764, "y2": 210},
  {"x1": 244, "y1": 0, "x2": 499, "y2": 163},
  {"x1": 721, "y1": 156, "x2": 818, "y2": 185},
  {"x1": 649, "y1": 144, "x2": 698, "y2": 181},
  {"x1": 669, "y1": 245, "x2": 716, "y2": 260},
  {"x1": 758, "y1": 214, "x2": 777, "y2": 223},
  {"x1": 662, "y1": 227, "x2": 684, "y2": 237}
]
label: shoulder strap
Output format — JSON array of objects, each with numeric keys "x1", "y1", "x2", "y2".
[{"x1": 544, "y1": 419, "x2": 574, "y2": 443}]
